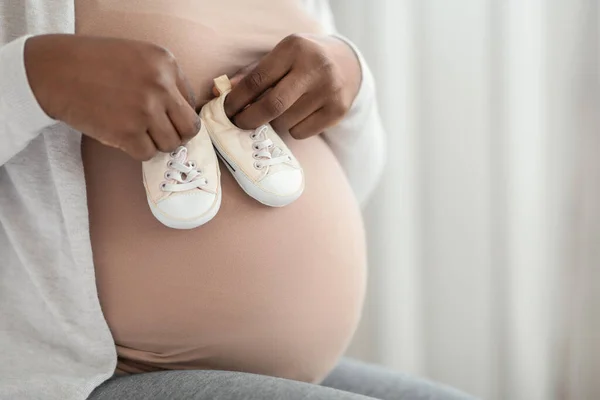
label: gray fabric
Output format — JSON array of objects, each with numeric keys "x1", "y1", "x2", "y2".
[
  {"x1": 88, "y1": 359, "x2": 477, "y2": 400},
  {"x1": 321, "y1": 359, "x2": 476, "y2": 400}
]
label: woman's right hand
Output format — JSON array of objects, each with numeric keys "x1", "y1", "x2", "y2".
[{"x1": 24, "y1": 34, "x2": 200, "y2": 161}]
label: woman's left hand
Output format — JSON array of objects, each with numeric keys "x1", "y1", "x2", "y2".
[{"x1": 223, "y1": 34, "x2": 361, "y2": 139}]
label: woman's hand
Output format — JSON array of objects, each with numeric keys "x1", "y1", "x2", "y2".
[
  {"x1": 223, "y1": 34, "x2": 362, "y2": 139},
  {"x1": 25, "y1": 34, "x2": 201, "y2": 161}
]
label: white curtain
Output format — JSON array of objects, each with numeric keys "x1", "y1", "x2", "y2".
[{"x1": 331, "y1": 1, "x2": 600, "y2": 399}]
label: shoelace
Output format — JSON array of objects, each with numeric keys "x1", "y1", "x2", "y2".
[
  {"x1": 160, "y1": 146, "x2": 207, "y2": 192},
  {"x1": 250, "y1": 125, "x2": 291, "y2": 170}
]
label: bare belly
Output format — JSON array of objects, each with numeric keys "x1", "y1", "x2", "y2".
[{"x1": 78, "y1": 0, "x2": 367, "y2": 383}]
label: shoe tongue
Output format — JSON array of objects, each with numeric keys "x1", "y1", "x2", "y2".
[
  {"x1": 254, "y1": 125, "x2": 290, "y2": 175},
  {"x1": 262, "y1": 127, "x2": 283, "y2": 159}
]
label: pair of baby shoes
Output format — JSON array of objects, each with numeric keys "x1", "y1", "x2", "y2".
[{"x1": 142, "y1": 75, "x2": 304, "y2": 229}]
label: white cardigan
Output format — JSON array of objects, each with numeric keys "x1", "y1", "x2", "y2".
[{"x1": 0, "y1": 1, "x2": 386, "y2": 399}]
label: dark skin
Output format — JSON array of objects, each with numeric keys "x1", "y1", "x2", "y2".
[
  {"x1": 223, "y1": 34, "x2": 362, "y2": 139},
  {"x1": 25, "y1": 33, "x2": 361, "y2": 161},
  {"x1": 25, "y1": 34, "x2": 200, "y2": 161}
]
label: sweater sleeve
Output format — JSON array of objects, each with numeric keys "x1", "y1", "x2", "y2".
[
  {"x1": 0, "y1": 35, "x2": 56, "y2": 166},
  {"x1": 302, "y1": 0, "x2": 386, "y2": 205}
]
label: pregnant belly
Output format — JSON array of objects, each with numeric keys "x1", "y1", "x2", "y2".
[{"x1": 83, "y1": 134, "x2": 367, "y2": 383}]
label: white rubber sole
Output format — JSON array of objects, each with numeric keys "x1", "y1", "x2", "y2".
[
  {"x1": 212, "y1": 145, "x2": 304, "y2": 207},
  {"x1": 147, "y1": 189, "x2": 222, "y2": 229}
]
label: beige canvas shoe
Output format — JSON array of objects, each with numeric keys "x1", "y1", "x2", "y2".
[
  {"x1": 143, "y1": 121, "x2": 221, "y2": 229},
  {"x1": 201, "y1": 75, "x2": 304, "y2": 207}
]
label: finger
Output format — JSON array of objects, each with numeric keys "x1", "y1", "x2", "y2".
[
  {"x1": 175, "y1": 64, "x2": 198, "y2": 110},
  {"x1": 126, "y1": 133, "x2": 158, "y2": 161},
  {"x1": 289, "y1": 108, "x2": 336, "y2": 140},
  {"x1": 232, "y1": 73, "x2": 308, "y2": 130},
  {"x1": 224, "y1": 45, "x2": 295, "y2": 118},
  {"x1": 149, "y1": 112, "x2": 182, "y2": 153},
  {"x1": 230, "y1": 61, "x2": 259, "y2": 87},
  {"x1": 271, "y1": 93, "x2": 323, "y2": 133},
  {"x1": 167, "y1": 93, "x2": 202, "y2": 143}
]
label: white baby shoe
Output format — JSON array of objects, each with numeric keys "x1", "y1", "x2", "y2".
[
  {"x1": 201, "y1": 75, "x2": 304, "y2": 207},
  {"x1": 143, "y1": 121, "x2": 221, "y2": 229}
]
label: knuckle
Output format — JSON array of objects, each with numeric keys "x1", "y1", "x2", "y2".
[
  {"x1": 264, "y1": 95, "x2": 286, "y2": 115},
  {"x1": 144, "y1": 47, "x2": 178, "y2": 88},
  {"x1": 281, "y1": 34, "x2": 313, "y2": 58},
  {"x1": 284, "y1": 33, "x2": 301, "y2": 41},
  {"x1": 289, "y1": 34, "x2": 316, "y2": 52},
  {"x1": 319, "y1": 55, "x2": 336, "y2": 75},
  {"x1": 324, "y1": 77, "x2": 344, "y2": 100},
  {"x1": 330, "y1": 98, "x2": 349, "y2": 118},
  {"x1": 151, "y1": 70, "x2": 173, "y2": 91},
  {"x1": 327, "y1": 71, "x2": 344, "y2": 90},
  {"x1": 123, "y1": 122, "x2": 145, "y2": 141},
  {"x1": 246, "y1": 70, "x2": 267, "y2": 91},
  {"x1": 283, "y1": 33, "x2": 305, "y2": 47},
  {"x1": 139, "y1": 96, "x2": 155, "y2": 119}
]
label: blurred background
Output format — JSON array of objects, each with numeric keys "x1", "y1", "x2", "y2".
[{"x1": 330, "y1": 1, "x2": 600, "y2": 399}]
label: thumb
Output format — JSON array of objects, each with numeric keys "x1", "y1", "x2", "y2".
[{"x1": 175, "y1": 64, "x2": 197, "y2": 109}]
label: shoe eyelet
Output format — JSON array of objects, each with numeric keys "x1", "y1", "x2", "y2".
[
  {"x1": 252, "y1": 143, "x2": 260, "y2": 151},
  {"x1": 167, "y1": 161, "x2": 173, "y2": 168},
  {"x1": 160, "y1": 182, "x2": 167, "y2": 191},
  {"x1": 252, "y1": 152, "x2": 260, "y2": 160},
  {"x1": 287, "y1": 156, "x2": 292, "y2": 161},
  {"x1": 188, "y1": 161, "x2": 196, "y2": 168},
  {"x1": 164, "y1": 172, "x2": 171, "y2": 180},
  {"x1": 254, "y1": 161, "x2": 264, "y2": 170},
  {"x1": 250, "y1": 133, "x2": 257, "y2": 140}
]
